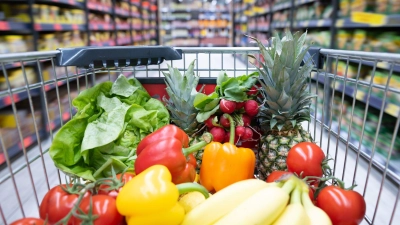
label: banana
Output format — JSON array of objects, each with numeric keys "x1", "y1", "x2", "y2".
[
  {"x1": 213, "y1": 179, "x2": 297, "y2": 225},
  {"x1": 300, "y1": 182, "x2": 332, "y2": 225},
  {"x1": 272, "y1": 188, "x2": 310, "y2": 225},
  {"x1": 181, "y1": 179, "x2": 274, "y2": 225}
]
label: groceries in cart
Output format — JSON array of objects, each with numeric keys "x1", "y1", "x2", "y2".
[{"x1": 10, "y1": 31, "x2": 366, "y2": 225}]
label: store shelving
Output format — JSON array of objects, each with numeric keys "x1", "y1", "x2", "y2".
[
  {"x1": 36, "y1": 0, "x2": 85, "y2": 9},
  {"x1": 271, "y1": 1, "x2": 292, "y2": 12},
  {"x1": 0, "y1": 21, "x2": 30, "y2": 32},
  {"x1": 311, "y1": 72, "x2": 400, "y2": 118},
  {"x1": 160, "y1": 0, "x2": 231, "y2": 47},
  {"x1": 336, "y1": 14, "x2": 400, "y2": 28},
  {"x1": 293, "y1": 19, "x2": 332, "y2": 28},
  {"x1": 0, "y1": 0, "x2": 159, "y2": 52},
  {"x1": 34, "y1": 23, "x2": 85, "y2": 31},
  {"x1": 87, "y1": 2, "x2": 113, "y2": 14},
  {"x1": 0, "y1": 110, "x2": 76, "y2": 167}
]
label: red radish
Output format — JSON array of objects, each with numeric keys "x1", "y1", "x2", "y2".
[
  {"x1": 220, "y1": 115, "x2": 230, "y2": 128},
  {"x1": 220, "y1": 99, "x2": 237, "y2": 114},
  {"x1": 244, "y1": 100, "x2": 259, "y2": 117},
  {"x1": 242, "y1": 127, "x2": 253, "y2": 141},
  {"x1": 205, "y1": 116, "x2": 216, "y2": 128},
  {"x1": 235, "y1": 126, "x2": 245, "y2": 137},
  {"x1": 241, "y1": 114, "x2": 251, "y2": 127},
  {"x1": 247, "y1": 86, "x2": 258, "y2": 96},
  {"x1": 235, "y1": 102, "x2": 245, "y2": 110},
  {"x1": 224, "y1": 132, "x2": 239, "y2": 143},
  {"x1": 210, "y1": 127, "x2": 226, "y2": 143}
]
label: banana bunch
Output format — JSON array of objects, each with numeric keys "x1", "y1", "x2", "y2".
[{"x1": 181, "y1": 176, "x2": 332, "y2": 225}]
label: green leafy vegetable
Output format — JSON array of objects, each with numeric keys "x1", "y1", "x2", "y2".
[
  {"x1": 49, "y1": 75, "x2": 170, "y2": 181},
  {"x1": 194, "y1": 71, "x2": 259, "y2": 122}
]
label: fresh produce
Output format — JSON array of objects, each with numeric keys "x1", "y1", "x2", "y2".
[
  {"x1": 39, "y1": 184, "x2": 91, "y2": 224},
  {"x1": 266, "y1": 170, "x2": 294, "y2": 183},
  {"x1": 72, "y1": 195, "x2": 123, "y2": 225},
  {"x1": 178, "y1": 191, "x2": 210, "y2": 213},
  {"x1": 162, "y1": 60, "x2": 206, "y2": 167},
  {"x1": 209, "y1": 127, "x2": 226, "y2": 142},
  {"x1": 184, "y1": 174, "x2": 332, "y2": 225},
  {"x1": 300, "y1": 181, "x2": 332, "y2": 225},
  {"x1": 136, "y1": 124, "x2": 189, "y2": 154},
  {"x1": 271, "y1": 187, "x2": 310, "y2": 225},
  {"x1": 248, "y1": 31, "x2": 315, "y2": 180},
  {"x1": 97, "y1": 172, "x2": 136, "y2": 198},
  {"x1": 266, "y1": 170, "x2": 316, "y2": 203},
  {"x1": 243, "y1": 99, "x2": 259, "y2": 117},
  {"x1": 134, "y1": 125, "x2": 212, "y2": 184},
  {"x1": 9, "y1": 218, "x2": 45, "y2": 225},
  {"x1": 162, "y1": 60, "x2": 203, "y2": 136},
  {"x1": 116, "y1": 165, "x2": 209, "y2": 225},
  {"x1": 213, "y1": 179, "x2": 297, "y2": 225},
  {"x1": 287, "y1": 142, "x2": 326, "y2": 178},
  {"x1": 219, "y1": 99, "x2": 237, "y2": 114},
  {"x1": 199, "y1": 114, "x2": 256, "y2": 192},
  {"x1": 192, "y1": 71, "x2": 260, "y2": 148},
  {"x1": 181, "y1": 179, "x2": 272, "y2": 225},
  {"x1": 49, "y1": 75, "x2": 170, "y2": 181},
  {"x1": 316, "y1": 182, "x2": 366, "y2": 225}
]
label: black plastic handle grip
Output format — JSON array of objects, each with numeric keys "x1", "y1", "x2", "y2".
[{"x1": 55, "y1": 46, "x2": 183, "y2": 68}]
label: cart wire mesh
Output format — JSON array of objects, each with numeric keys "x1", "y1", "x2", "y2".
[{"x1": 0, "y1": 47, "x2": 399, "y2": 225}]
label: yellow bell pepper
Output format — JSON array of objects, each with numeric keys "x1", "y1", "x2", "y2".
[{"x1": 116, "y1": 164, "x2": 209, "y2": 225}]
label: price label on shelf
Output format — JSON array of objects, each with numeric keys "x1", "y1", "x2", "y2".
[
  {"x1": 351, "y1": 12, "x2": 387, "y2": 26},
  {"x1": 54, "y1": 24, "x2": 62, "y2": 31},
  {"x1": 317, "y1": 20, "x2": 325, "y2": 27},
  {"x1": 0, "y1": 21, "x2": 10, "y2": 30}
]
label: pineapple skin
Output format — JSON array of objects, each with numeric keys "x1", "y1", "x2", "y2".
[{"x1": 257, "y1": 126, "x2": 313, "y2": 180}]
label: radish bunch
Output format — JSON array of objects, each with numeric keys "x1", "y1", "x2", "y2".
[
  {"x1": 193, "y1": 71, "x2": 261, "y2": 144},
  {"x1": 205, "y1": 98, "x2": 260, "y2": 144}
]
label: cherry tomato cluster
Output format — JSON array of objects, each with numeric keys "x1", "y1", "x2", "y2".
[
  {"x1": 10, "y1": 173, "x2": 135, "y2": 225},
  {"x1": 265, "y1": 142, "x2": 367, "y2": 225}
]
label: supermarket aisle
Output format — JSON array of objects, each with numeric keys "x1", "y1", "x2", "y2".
[{"x1": 0, "y1": 52, "x2": 399, "y2": 225}]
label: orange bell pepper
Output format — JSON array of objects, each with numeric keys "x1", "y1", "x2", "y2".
[{"x1": 199, "y1": 114, "x2": 256, "y2": 192}]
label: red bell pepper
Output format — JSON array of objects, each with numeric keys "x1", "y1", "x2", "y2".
[
  {"x1": 137, "y1": 125, "x2": 190, "y2": 155},
  {"x1": 134, "y1": 125, "x2": 211, "y2": 184}
]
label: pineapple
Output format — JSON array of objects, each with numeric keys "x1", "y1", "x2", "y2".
[
  {"x1": 162, "y1": 60, "x2": 205, "y2": 167},
  {"x1": 248, "y1": 31, "x2": 315, "y2": 180}
]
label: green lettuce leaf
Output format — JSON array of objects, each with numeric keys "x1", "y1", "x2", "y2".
[{"x1": 49, "y1": 74, "x2": 169, "y2": 181}]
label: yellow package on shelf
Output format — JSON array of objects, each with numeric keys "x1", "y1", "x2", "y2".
[
  {"x1": 0, "y1": 110, "x2": 27, "y2": 129},
  {"x1": 0, "y1": 68, "x2": 36, "y2": 91}
]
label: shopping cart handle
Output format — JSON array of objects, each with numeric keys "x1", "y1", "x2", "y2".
[{"x1": 55, "y1": 46, "x2": 183, "y2": 68}]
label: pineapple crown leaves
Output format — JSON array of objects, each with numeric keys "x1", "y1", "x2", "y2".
[
  {"x1": 246, "y1": 30, "x2": 317, "y2": 131},
  {"x1": 162, "y1": 60, "x2": 204, "y2": 135}
]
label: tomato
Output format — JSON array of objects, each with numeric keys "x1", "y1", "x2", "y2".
[
  {"x1": 98, "y1": 172, "x2": 136, "y2": 198},
  {"x1": 73, "y1": 195, "x2": 124, "y2": 225},
  {"x1": 287, "y1": 142, "x2": 326, "y2": 178},
  {"x1": 9, "y1": 218, "x2": 45, "y2": 225},
  {"x1": 39, "y1": 184, "x2": 91, "y2": 225},
  {"x1": 316, "y1": 185, "x2": 366, "y2": 225},
  {"x1": 266, "y1": 171, "x2": 293, "y2": 183}
]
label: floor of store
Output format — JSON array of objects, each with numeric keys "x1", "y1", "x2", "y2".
[{"x1": 1, "y1": 53, "x2": 399, "y2": 225}]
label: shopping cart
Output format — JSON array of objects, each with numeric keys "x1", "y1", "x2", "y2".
[{"x1": 0, "y1": 46, "x2": 399, "y2": 225}]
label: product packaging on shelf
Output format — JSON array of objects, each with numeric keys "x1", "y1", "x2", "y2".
[{"x1": 0, "y1": 4, "x2": 30, "y2": 22}]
